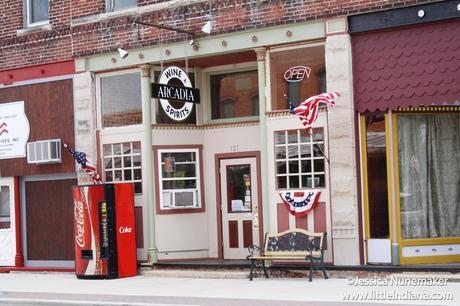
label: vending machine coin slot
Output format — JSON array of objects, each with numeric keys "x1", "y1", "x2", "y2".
[{"x1": 81, "y1": 250, "x2": 93, "y2": 259}]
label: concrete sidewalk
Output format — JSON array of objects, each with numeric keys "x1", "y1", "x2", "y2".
[{"x1": 0, "y1": 272, "x2": 459, "y2": 305}]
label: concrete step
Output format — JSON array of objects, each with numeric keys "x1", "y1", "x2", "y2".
[{"x1": 141, "y1": 268, "x2": 249, "y2": 279}]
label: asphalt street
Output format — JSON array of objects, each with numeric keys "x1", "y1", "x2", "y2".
[{"x1": 0, "y1": 272, "x2": 459, "y2": 306}]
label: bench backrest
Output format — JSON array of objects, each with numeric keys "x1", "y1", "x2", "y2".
[{"x1": 263, "y1": 229, "x2": 326, "y2": 257}]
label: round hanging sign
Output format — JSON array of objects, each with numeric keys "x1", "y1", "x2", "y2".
[{"x1": 155, "y1": 66, "x2": 199, "y2": 121}]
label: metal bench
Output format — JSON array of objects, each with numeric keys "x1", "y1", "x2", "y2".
[{"x1": 247, "y1": 229, "x2": 328, "y2": 282}]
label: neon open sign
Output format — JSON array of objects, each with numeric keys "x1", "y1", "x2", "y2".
[{"x1": 283, "y1": 66, "x2": 312, "y2": 82}]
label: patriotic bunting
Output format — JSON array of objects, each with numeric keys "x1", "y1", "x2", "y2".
[
  {"x1": 289, "y1": 92, "x2": 340, "y2": 129},
  {"x1": 63, "y1": 143, "x2": 102, "y2": 184},
  {"x1": 279, "y1": 190, "x2": 321, "y2": 217}
]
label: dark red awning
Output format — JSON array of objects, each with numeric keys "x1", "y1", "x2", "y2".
[{"x1": 352, "y1": 20, "x2": 460, "y2": 113}]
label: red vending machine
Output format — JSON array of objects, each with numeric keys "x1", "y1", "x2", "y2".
[{"x1": 73, "y1": 183, "x2": 137, "y2": 279}]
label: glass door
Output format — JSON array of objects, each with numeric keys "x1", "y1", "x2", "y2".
[{"x1": 0, "y1": 177, "x2": 15, "y2": 266}]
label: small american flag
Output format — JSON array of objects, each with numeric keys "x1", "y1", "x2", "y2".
[
  {"x1": 289, "y1": 92, "x2": 340, "y2": 129},
  {"x1": 63, "y1": 143, "x2": 102, "y2": 184}
]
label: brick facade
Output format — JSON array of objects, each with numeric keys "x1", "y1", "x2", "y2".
[{"x1": 0, "y1": 0, "x2": 436, "y2": 72}]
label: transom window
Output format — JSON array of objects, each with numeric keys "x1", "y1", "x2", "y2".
[
  {"x1": 107, "y1": 0, "x2": 137, "y2": 12},
  {"x1": 274, "y1": 129, "x2": 326, "y2": 189},
  {"x1": 103, "y1": 142, "x2": 142, "y2": 193},
  {"x1": 156, "y1": 148, "x2": 202, "y2": 211},
  {"x1": 100, "y1": 72, "x2": 142, "y2": 128},
  {"x1": 26, "y1": 0, "x2": 49, "y2": 26}
]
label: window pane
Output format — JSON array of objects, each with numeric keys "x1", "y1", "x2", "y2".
[
  {"x1": 301, "y1": 175, "x2": 311, "y2": 188},
  {"x1": 299, "y1": 129, "x2": 311, "y2": 143},
  {"x1": 114, "y1": 157, "x2": 122, "y2": 168},
  {"x1": 270, "y1": 45, "x2": 325, "y2": 110},
  {"x1": 101, "y1": 73, "x2": 142, "y2": 127},
  {"x1": 289, "y1": 176, "x2": 299, "y2": 188},
  {"x1": 163, "y1": 180, "x2": 196, "y2": 190},
  {"x1": 288, "y1": 161, "x2": 299, "y2": 174},
  {"x1": 123, "y1": 156, "x2": 131, "y2": 167},
  {"x1": 161, "y1": 152, "x2": 194, "y2": 163},
  {"x1": 113, "y1": 143, "x2": 122, "y2": 155},
  {"x1": 105, "y1": 171, "x2": 113, "y2": 182},
  {"x1": 134, "y1": 182, "x2": 142, "y2": 194},
  {"x1": 114, "y1": 170, "x2": 122, "y2": 181},
  {"x1": 301, "y1": 160, "x2": 311, "y2": 173},
  {"x1": 313, "y1": 159, "x2": 324, "y2": 172},
  {"x1": 277, "y1": 176, "x2": 287, "y2": 189},
  {"x1": 133, "y1": 155, "x2": 141, "y2": 167},
  {"x1": 287, "y1": 145, "x2": 298, "y2": 158},
  {"x1": 104, "y1": 157, "x2": 112, "y2": 169},
  {"x1": 112, "y1": 0, "x2": 137, "y2": 11},
  {"x1": 162, "y1": 163, "x2": 196, "y2": 178},
  {"x1": 30, "y1": 0, "x2": 49, "y2": 24},
  {"x1": 312, "y1": 128, "x2": 324, "y2": 141},
  {"x1": 124, "y1": 169, "x2": 132, "y2": 181},
  {"x1": 210, "y1": 70, "x2": 259, "y2": 119},
  {"x1": 313, "y1": 145, "x2": 324, "y2": 157},
  {"x1": 300, "y1": 145, "x2": 311, "y2": 158},
  {"x1": 132, "y1": 142, "x2": 141, "y2": 154},
  {"x1": 123, "y1": 142, "x2": 131, "y2": 154},
  {"x1": 0, "y1": 186, "x2": 11, "y2": 229},
  {"x1": 314, "y1": 174, "x2": 325, "y2": 188},
  {"x1": 276, "y1": 161, "x2": 286, "y2": 174},
  {"x1": 226, "y1": 165, "x2": 252, "y2": 212},
  {"x1": 133, "y1": 169, "x2": 142, "y2": 180},
  {"x1": 398, "y1": 114, "x2": 460, "y2": 239},
  {"x1": 103, "y1": 144, "x2": 112, "y2": 157},
  {"x1": 287, "y1": 130, "x2": 298, "y2": 143},
  {"x1": 274, "y1": 131, "x2": 286, "y2": 145},
  {"x1": 275, "y1": 146, "x2": 286, "y2": 159}
]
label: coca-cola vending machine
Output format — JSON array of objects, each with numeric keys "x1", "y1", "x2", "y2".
[{"x1": 73, "y1": 183, "x2": 137, "y2": 279}]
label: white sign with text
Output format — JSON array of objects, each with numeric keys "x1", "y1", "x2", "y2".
[{"x1": 0, "y1": 101, "x2": 30, "y2": 159}]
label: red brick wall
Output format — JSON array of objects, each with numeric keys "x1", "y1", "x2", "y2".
[{"x1": 0, "y1": 0, "x2": 435, "y2": 72}]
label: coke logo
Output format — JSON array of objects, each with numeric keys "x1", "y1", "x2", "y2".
[
  {"x1": 74, "y1": 200, "x2": 85, "y2": 247},
  {"x1": 119, "y1": 226, "x2": 132, "y2": 234}
]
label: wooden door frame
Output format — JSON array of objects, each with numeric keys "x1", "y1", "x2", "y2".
[{"x1": 215, "y1": 151, "x2": 263, "y2": 260}]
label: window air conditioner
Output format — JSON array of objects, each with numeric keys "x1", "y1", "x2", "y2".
[
  {"x1": 27, "y1": 139, "x2": 62, "y2": 164},
  {"x1": 163, "y1": 190, "x2": 197, "y2": 208}
]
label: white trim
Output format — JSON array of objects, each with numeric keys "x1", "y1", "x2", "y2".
[
  {"x1": 402, "y1": 244, "x2": 460, "y2": 257},
  {"x1": 23, "y1": 173, "x2": 77, "y2": 182},
  {"x1": 0, "y1": 75, "x2": 74, "y2": 89},
  {"x1": 25, "y1": 260, "x2": 74, "y2": 268},
  {"x1": 268, "y1": 41, "x2": 326, "y2": 53}
]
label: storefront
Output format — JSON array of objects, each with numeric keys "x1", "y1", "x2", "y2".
[
  {"x1": 0, "y1": 61, "x2": 77, "y2": 268},
  {"x1": 75, "y1": 16, "x2": 360, "y2": 265},
  {"x1": 350, "y1": 2, "x2": 460, "y2": 265}
]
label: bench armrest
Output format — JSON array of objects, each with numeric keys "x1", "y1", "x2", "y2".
[{"x1": 247, "y1": 244, "x2": 261, "y2": 258}]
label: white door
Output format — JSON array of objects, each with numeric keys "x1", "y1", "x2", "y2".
[
  {"x1": 220, "y1": 158, "x2": 260, "y2": 259},
  {"x1": 0, "y1": 177, "x2": 16, "y2": 266}
]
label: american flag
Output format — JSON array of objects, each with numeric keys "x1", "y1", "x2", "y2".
[
  {"x1": 289, "y1": 92, "x2": 340, "y2": 129},
  {"x1": 63, "y1": 143, "x2": 102, "y2": 184}
]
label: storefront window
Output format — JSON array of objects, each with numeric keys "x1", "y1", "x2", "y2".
[
  {"x1": 103, "y1": 141, "x2": 142, "y2": 193},
  {"x1": 0, "y1": 186, "x2": 11, "y2": 229},
  {"x1": 100, "y1": 72, "x2": 142, "y2": 128},
  {"x1": 270, "y1": 45, "x2": 325, "y2": 110},
  {"x1": 274, "y1": 128, "x2": 326, "y2": 189},
  {"x1": 210, "y1": 69, "x2": 259, "y2": 120},
  {"x1": 157, "y1": 148, "x2": 202, "y2": 210},
  {"x1": 398, "y1": 113, "x2": 460, "y2": 239}
]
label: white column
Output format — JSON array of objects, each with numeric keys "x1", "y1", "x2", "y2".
[
  {"x1": 140, "y1": 64, "x2": 158, "y2": 264},
  {"x1": 255, "y1": 48, "x2": 269, "y2": 236},
  {"x1": 325, "y1": 34, "x2": 360, "y2": 265}
]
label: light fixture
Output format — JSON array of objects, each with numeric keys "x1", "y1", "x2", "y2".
[
  {"x1": 117, "y1": 48, "x2": 129, "y2": 59},
  {"x1": 201, "y1": 21, "x2": 212, "y2": 34},
  {"x1": 457, "y1": 3, "x2": 460, "y2": 11},
  {"x1": 417, "y1": 9, "x2": 425, "y2": 18}
]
